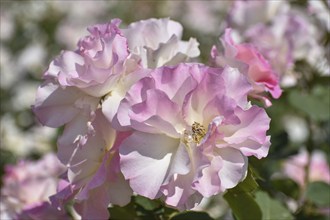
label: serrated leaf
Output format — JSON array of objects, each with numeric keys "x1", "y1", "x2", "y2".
[
  {"x1": 170, "y1": 211, "x2": 213, "y2": 220},
  {"x1": 306, "y1": 181, "x2": 330, "y2": 207},
  {"x1": 255, "y1": 191, "x2": 293, "y2": 220}
]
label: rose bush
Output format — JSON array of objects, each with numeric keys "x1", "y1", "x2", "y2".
[{"x1": 1, "y1": 1, "x2": 328, "y2": 219}]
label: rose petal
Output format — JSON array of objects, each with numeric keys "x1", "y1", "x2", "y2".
[{"x1": 120, "y1": 132, "x2": 186, "y2": 199}]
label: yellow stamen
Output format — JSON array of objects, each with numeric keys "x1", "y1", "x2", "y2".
[{"x1": 183, "y1": 122, "x2": 206, "y2": 145}]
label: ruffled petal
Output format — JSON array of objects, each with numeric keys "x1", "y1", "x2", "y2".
[
  {"x1": 120, "y1": 132, "x2": 187, "y2": 199},
  {"x1": 221, "y1": 106, "x2": 271, "y2": 159},
  {"x1": 33, "y1": 81, "x2": 85, "y2": 128},
  {"x1": 218, "y1": 148, "x2": 248, "y2": 191}
]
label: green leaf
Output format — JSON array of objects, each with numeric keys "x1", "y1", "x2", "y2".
[
  {"x1": 235, "y1": 167, "x2": 259, "y2": 193},
  {"x1": 108, "y1": 202, "x2": 137, "y2": 220},
  {"x1": 224, "y1": 166, "x2": 262, "y2": 220},
  {"x1": 109, "y1": 196, "x2": 179, "y2": 220},
  {"x1": 271, "y1": 178, "x2": 300, "y2": 199},
  {"x1": 162, "y1": 206, "x2": 178, "y2": 219},
  {"x1": 306, "y1": 181, "x2": 330, "y2": 207},
  {"x1": 170, "y1": 211, "x2": 213, "y2": 220},
  {"x1": 255, "y1": 191, "x2": 293, "y2": 220},
  {"x1": 134, "y1": 195, "x2": 161, "y2": 211},
  {"x1": 224, "y1": 189, "x2": 262, "y2": 220},
  {"x1": 288, "y1": 87, "x2": 330, "y2": 121}
]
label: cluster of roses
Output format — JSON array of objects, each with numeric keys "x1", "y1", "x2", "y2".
[{"x1": 0, "y1": 17, "x2": 282, "y2": 219}]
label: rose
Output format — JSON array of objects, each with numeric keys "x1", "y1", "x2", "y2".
[{"x1": 116, "y1": 63, "x2": 271, "y2": 208}]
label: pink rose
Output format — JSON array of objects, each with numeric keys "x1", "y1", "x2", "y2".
[
  {"x1": 33, "y1": 19, "x2": 139, "y2": 128},
  {"x1": 45, "y1": 19, "x2": 129, "y2": 97},
  {"x1": 283, "y1": 149, "x2": 330, "y2": 187},
  {"x1": 0, "y1": 154, "x2": 69, "y2": 220},
  {"x1": 211, "y1": 28, "x2": 282, "y2": 106},
  {"x1": 116, "y1": 63, "x2": 271, "y2": 209}
]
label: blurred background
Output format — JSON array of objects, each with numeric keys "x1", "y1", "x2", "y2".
[{"x1": 0, "y1": 1, "x2": 329, "y2": 219}]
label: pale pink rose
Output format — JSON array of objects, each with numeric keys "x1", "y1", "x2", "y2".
[
  {"x1": 44, "y1": 19, "x2": 129, "y2": 97},
  {"x1": 227, "y1": 1, "x2": 329, "y2": 82},
  {"x1": 116, "y1": 63, "x2": 271, "y2": 209},
  {"x1": 0, "y1": 153, "x2": 69, "y2": 220},
  {"x1": 33, "y1": 19, "x2": 139, "y2": 128},
  {"x1": 51, "y1": 110, "x2": 132, "y2": 219},
  {"x1": 244, "y1": 24, "x2": 294, "y2": 81},
  {"x1": 242, "y1": 4, "x2": 328, "y2": 78},
  {"x1": 211, "y1": 29, "x2": 282, "y2": 106},
  {"x1": 283, "y1": 149, "x2": 330, "y2": 187},
  {"x1": 32, "y1": 19, "x2": 145, "y2": 218},
  {"x1": 122, "y1": 18, "x2": 200, "y2": 68}
]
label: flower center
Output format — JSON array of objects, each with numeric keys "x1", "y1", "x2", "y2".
[{"x1": 183, "y1": 122, "x2": 206, "y2": 145}]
